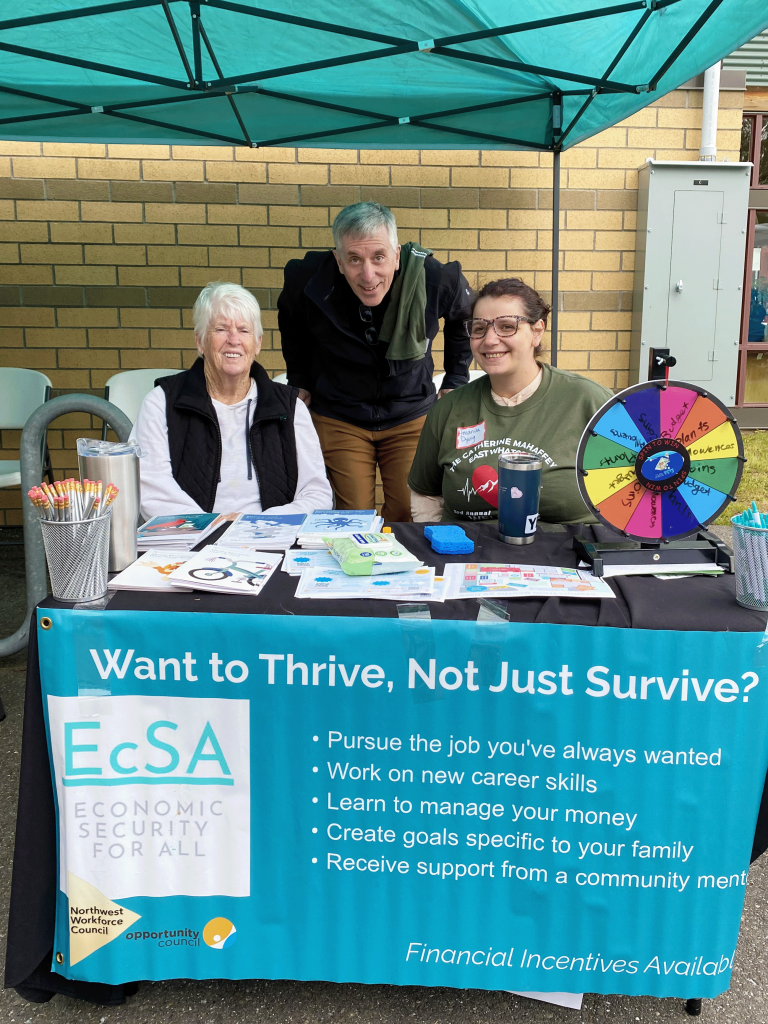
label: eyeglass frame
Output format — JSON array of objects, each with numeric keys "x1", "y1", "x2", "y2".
[{"x1": 464, "y1": 315, "x2": 538, "y2": 340}]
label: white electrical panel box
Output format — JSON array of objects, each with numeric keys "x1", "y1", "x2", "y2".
[{"x1": 630, "y1": 160, "x2": 750, "y2": 405}]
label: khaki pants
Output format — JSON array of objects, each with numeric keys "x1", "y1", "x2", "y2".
[{"x1": 310, "y1": 412, "x2": 427, "y2": 522}]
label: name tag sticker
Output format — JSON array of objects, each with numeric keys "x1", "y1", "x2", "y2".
[{"x1": 456, "y1": 421, "x2": 486, "y2": 449}]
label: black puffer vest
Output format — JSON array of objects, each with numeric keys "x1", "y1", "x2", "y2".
[{"x1": 157, "y1": 358, "x2": 299, "y2": 512}]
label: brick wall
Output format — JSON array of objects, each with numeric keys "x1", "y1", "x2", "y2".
[{"x1": 0, "y1": 88, "x2": 743, "y2": 524}]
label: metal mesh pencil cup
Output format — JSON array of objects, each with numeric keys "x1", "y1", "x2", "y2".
[
  {"x1": 731, "y1": 517, "x2": 768, "y2": 611},
  {"x1": 40, "y1": 509, "x2": 112, "y2": 603}
]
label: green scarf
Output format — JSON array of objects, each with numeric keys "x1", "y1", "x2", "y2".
[{"x1": 379, "y1": 241, "x2": 433, "y2": 361}]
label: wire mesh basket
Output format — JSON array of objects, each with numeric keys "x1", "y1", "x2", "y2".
[
  {"x1": 731, "y1": 518, "x2": 768, "y2": 612},
  {"x1": 40, "y1": 509, "x2": 112, "y2": 603}
]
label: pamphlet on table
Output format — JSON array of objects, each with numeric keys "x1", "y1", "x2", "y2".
[
  {"x1": 282, "y1": 549, "x2": 339, "y2": 575},
  {"x1": 296, "y1": 510, "x2": 383, "y2": 548},
  {"x1": 108, "y1": 549, "x2": 193, "y2": 592},
  {"x1": 443, "y1": 562, "x2": 616, "y2": 600},
  {"x1": 167, "y1": 547, "x2": 282, "y2": 595},
  {"x1": 136, "y1": 512, "x2": 229, "y2": 550},
  {"x1": 214, "y1": 512, "x2": 307, "y2": 551},
  {"x1": 295, "y1": 566, "x2": 436, "y2": 601}
]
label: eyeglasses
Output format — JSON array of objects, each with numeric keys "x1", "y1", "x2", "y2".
[
  {"x1": 464, "y1": 315, "x2": 536, "y2": 340},
  {"x1": 359, "y1": 305, "x2": 378, "y2": 347}
]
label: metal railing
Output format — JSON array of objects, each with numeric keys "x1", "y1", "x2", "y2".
[{"x1": 0, "y1": 394, "x2": 132, "y2": 659}]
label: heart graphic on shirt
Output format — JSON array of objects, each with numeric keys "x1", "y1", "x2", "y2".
[{"x1": 472, "y1": 465, "x2": 499, "y2": 508}]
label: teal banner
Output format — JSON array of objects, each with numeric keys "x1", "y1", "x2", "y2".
[{"x1": 38, "y1": 608, "x2": 768, "y2": 997}]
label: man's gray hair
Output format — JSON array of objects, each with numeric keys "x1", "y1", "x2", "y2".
[
  {"x1": 332, "y1": 201, "x2": 398, "y2": 251},
  {"x1": 193, "y1": 281, "x2": 263, "y2": 340}
]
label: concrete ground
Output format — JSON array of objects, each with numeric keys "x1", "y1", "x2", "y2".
[{"x1": 0, "y1": 528, "x2": 766, "y2": 1023}]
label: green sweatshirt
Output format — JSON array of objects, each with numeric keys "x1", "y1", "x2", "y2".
[{"x1": 408, "y1": 364, "x2": 613, "y2": 525}]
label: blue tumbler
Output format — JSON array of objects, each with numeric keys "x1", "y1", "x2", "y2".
[{"x1": 498, "y1": 452, "x2": 542, "y2": 545}]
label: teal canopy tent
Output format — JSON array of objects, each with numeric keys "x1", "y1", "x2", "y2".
[{"x1": 1, "y1": 0, "x2": 767, "y2": 359}]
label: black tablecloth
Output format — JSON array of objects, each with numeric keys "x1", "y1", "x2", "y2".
[{"x1": 6, "y1": 523, "x2": 768, "y2": 1005}]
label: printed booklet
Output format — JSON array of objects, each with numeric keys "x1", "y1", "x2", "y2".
[
  {"x1": 296, "y1": 510, "x2": 383, "y2": 548},
  {"x1": 168, "y1": 547, "x2": 283, "y2": 596},
  {"x1": 443, "y1": 563, "x2": 616, "y2": 601},
  {"x1": 136, "y1": 513, "x2": 230, "y2": 550},
  {"x1": 108, "y1": 549, "x2": 193, "y2": 592},
  {"x1": 215, "y1": 512, "x2": 307, "y2": 551}
]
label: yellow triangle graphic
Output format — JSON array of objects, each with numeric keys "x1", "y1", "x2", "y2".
[{"x1": 67, "y1": 873, "x2": 141, "y2": 967}]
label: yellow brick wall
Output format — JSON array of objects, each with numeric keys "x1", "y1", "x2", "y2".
[{"x1": 0, "y1": 89, "x2": 743, "y2": 524}]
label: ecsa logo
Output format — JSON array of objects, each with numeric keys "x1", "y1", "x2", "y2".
[
  {"x1": 644, "y1": 450, "x2": 684, "y2": 481},
  {"x1": 204, "y1": 917, "x2": 237, "y2": 949}
]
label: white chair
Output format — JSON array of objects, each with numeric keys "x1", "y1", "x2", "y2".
[
  {"x1": 102, "y1": 368, "x2": 182, "y2": 437},
  {"x1": 0, "y1": 367, "x2": 52, "y2": 489},
  {"x1": 272, "y1": 373, "x2": 289, "y2": 384},
  {"x1": 432, "y1": 369, "x2": 486, "y2": 392}
]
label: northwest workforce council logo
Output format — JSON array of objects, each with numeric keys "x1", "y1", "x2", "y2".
[{"x1": 203, "y1": 917, "x2": 237, "y2": 949}]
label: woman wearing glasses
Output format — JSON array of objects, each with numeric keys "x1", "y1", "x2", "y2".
[{"x1": 408, "y1": 278, "x2": 613, "y2": 525}]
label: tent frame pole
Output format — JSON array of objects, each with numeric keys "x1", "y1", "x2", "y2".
[{"x1": 551, "y1": 148, "x2": 560, "y2": 369}]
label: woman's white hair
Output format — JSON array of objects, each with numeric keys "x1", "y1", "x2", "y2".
[{"x1": 193, "y1": 281, "x2": 263, "y2": 340}]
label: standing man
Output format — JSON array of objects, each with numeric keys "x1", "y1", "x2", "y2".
[{"x1": 277, "y1": 202, "x2": 473, "y2": 521}]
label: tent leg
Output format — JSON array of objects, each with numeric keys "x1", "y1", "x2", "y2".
[
  {"x1": 551, "y1": 148, "x2": 560, "y2": 368},
  {"x1": 0, "y1": 394, "x2": 132, "y2": 660}
]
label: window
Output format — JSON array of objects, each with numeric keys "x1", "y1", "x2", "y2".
[{"x1": 741, "y1": 114, "x2": 768, "y2": 187}]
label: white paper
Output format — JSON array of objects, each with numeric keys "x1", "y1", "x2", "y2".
[
  {"x1": 108, "y1": 549, "x2": 193, "y2": 592},
  {"x1": 443, "y1": 563, "x2": 616, "y2": 600},
  {"x1": 168, "y1": 547, "x2": 282, "y2": 596},
  {"x1": 598, "y1": 562, "x2": 724, "y2": 578},
  {"x1": 282, "y1": 549, "x2": 339, "y2": 575},
  {"x1": 216, "y1": 512, "x2": 306, "y2": 551},
  {"x1": 295, "y1": 566, "x2": 435, "y2": 601}
]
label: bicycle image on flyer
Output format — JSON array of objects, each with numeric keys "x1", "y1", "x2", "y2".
[{"x1": 167, "y1": 549, "x2": 283, "y2": 595}]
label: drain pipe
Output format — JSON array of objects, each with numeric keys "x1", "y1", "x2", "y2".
[{"x1": 699, "y1": 61, "x2": 721, "y2": 162}]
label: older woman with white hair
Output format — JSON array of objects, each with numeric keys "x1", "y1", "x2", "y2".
[{"x1": 131, "y1": 281, "x2": 332, "y2": 519}]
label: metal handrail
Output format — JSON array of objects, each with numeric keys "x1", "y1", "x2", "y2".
[{"x1": 0, "y1": 394, "x2": 132, "y2": 659}]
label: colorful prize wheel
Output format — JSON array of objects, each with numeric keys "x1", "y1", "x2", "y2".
[{"x1": 576, "y1": 380, "x2": 744, "y2": 541}]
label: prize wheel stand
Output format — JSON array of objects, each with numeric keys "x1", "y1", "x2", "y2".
[{"x1": 574, "y1": 380, "x2": 744, "y2": 577}]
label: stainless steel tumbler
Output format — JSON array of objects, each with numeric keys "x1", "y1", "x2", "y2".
[
  {"x1": 498, "y1": 452, "x2": 542, "y2": 545},
  {"x1": 77, "y1": 438, "x2": 141, "y2": 571}
]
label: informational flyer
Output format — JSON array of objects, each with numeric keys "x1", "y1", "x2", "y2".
[
  {"x1": 39, "y1": 609, "x2": 768, "y2": 998},
  {"x1": 443, "y1": 563, "x2": 616, "y2": 600},
  {"x1": 295, "y1": 567, "x2": 435, "y2": 601}
]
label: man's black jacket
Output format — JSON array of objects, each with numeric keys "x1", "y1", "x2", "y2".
[{"x1": 277, "y1": 249, "x2": 473, "y2": 431}]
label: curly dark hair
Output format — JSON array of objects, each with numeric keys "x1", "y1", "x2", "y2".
[{"x1": 474, "y1": 278, "x2": 551, "y2": 328}]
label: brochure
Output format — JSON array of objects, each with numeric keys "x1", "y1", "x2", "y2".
[
  {"x1": 443, "y1": 563, "x2": 616, "y2": 601},
  {"x1": 282, "y1": 550, "x2": 339, "y2": 575},
  {"x1": 297, "y1": 510, "x2": 382, "y2": 548},
  {"x1": 295, "y1": 566, "x2": 435, "y2": 601},
  {"x1": 108, "y1": 549, "x2": 193, "y2": 592},
  {"x1": 167, "y1": 547, "x2": 282, "y2": 596},
  {"x1": 216, "y1": 512, "x2": 307, "y2": 551},
  {"x1": 137, "y1": 513, "x2": 230, "y2": 550}
]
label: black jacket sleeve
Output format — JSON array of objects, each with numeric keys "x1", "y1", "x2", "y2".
[
  {"x1": 277, "y1": 261, "x2": 314, "y2": 393},
  {"x1": 439, "y1": 262, "x2": 474, "y2": 390}
]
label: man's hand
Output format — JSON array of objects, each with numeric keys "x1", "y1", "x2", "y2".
[
  {"x1": 297, "y1": 388, "x2": 312, "y2": 407},
  {"x1": 437, "y1": 388, "x2": 454, "y2": 399}
]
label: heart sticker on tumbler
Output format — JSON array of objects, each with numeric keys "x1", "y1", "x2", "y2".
[{"x1": 471, "y1": 465, "x2": 499, "y2": 508}]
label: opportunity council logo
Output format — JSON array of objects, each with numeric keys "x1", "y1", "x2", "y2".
[{"x1": 203, "y1": 917, "x2": 237, "y2": 949}]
